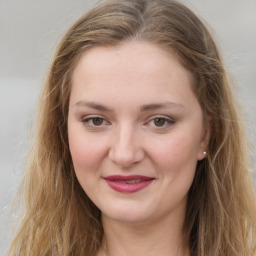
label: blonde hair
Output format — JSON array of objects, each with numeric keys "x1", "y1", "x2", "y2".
[{"x1": 8, "y1": 0, "x2": 256, "y2": 255}]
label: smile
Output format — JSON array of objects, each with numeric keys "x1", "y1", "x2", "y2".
[
  {"x1": 118, "y1": 179, "x2": 144, "y2": 184},
  {"x1": 104, "y1": 175, "x2": 155, "y2": 193}
]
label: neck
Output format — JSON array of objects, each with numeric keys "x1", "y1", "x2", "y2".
[{"x1": 98, "y1": 208, "x2": 190, "y2": 256}]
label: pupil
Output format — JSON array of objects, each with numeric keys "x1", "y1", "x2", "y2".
[
  {"x1": 93, "y1": 118, "x2": 103, "y2": 125},
  {"x1": 154, "y1": 118, "x2": 165, "y2": 126}
]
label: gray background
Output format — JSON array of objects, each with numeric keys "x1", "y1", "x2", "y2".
[{"x1": 0, "y1": 0, "x2": 255, "y2": 254}]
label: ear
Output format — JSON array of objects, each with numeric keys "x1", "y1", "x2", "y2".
[{"x1": 197, "y1": 116, "x2": 211, "y2": 161}]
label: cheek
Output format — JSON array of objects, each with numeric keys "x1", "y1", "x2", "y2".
[
  {"x1": 147, "y1": 133, "x2": 200, "y2": 175},
  {"x1": 68, "y1": 126, "x2": 107, "y2": 173}
]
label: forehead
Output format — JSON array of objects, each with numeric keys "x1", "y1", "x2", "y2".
[
  {"x1": 72, "y1": 40, "x2": 194, "y2": 85},
  {"x1": 70, "y1": 40, "x2": 197, "y2": 111}
]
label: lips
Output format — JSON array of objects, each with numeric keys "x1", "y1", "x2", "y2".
[{"x1": 104, "y1": 175, "x2": 155, "y2": 193}]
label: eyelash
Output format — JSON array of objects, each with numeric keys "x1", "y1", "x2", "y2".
[
  {"x1": 82, "y1": 116, "x2": 109, "y2": 127},
  {"x1": 147, "y1": 116, "x2": 175, "y2": 129},
  {"x1": 81, "y1": 115, "x2": 175, "y2": 129}
]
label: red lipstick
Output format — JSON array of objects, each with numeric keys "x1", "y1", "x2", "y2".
[{"x1": 104, "y1": 175, "x2": 155, "y2": 193}]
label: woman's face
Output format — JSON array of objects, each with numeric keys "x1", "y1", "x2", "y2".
[{"x1": 68, "y1": 41, "x2": 209, "y2": 224}]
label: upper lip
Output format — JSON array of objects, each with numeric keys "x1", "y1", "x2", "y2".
[{"x1": 104, "y1": 175, "x2": 155, "y2": 181}]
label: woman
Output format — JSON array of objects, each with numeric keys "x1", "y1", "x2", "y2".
[{"x1": 8, "y1": 0, "x2": 256, "y2": 255}]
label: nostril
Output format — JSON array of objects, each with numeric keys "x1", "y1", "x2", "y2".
[
  {"x1": 108, "y1": 127, "x2": 145, "y2": 167},
  {"x1": 108, "y1": 144, "x2": 144, "y2": 167}
]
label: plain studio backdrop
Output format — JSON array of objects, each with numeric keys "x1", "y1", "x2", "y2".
[{"x1": 0, "y1": 0, "x2": 255, "y2": 254}]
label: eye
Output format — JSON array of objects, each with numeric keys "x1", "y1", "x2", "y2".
[
  {"x1": 91, "y1": 117, "x2": 104, "y2": 126},
  {"x1": 148, "y1": 116, "x2": 175, "y2": 128},
  {"x1": 82, "y1": 116, "x2": 109, "y2": 127},
  {"x1": 153, "y1": 118, "x2": 167, "y2": 127}
]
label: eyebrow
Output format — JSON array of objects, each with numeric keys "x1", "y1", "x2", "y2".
[
  {"x1": 140, "y1": 102, "x2": 185, "y2": 112},
  {"x1": 73, "y1": 101, "x2": 185, "y2": 112},
  {"x1": 73, "y1": 101, "x2": 113, "y2": 112}
]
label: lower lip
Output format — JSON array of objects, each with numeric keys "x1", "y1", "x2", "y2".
[{"x1": 105, "y1": 179, "x2": 154, "y2": 193}]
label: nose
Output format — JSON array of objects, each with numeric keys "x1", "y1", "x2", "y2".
[{"x1": 108, "y1": 124, "x2": 145, "y2": 168}]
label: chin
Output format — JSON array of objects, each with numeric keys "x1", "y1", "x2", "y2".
[
  {"x1": 100, "y1": 202, "x2": 157, "y2": 224},
  {"x1": 103, "y1": 211, "x2": 151, "y2": 224}
]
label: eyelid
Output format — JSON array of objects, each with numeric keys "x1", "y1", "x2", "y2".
[
  {"x1": 81, "y1": 115, "x2": 110, "y2": 126},
  {"x1": 146, "y1": 115, "x2": 175, "y2": 128},
  {"x1": 80, "y1": 114, "x2": 175, "y2": 128}
]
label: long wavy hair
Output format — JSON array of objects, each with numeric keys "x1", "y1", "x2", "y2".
[{"x1": 8, "y1": 0, "x2": 256, "y2": 255}]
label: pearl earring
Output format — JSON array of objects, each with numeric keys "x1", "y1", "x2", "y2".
[{"x1": 203, "y1": 151, "x2": 207, "y2": 156}]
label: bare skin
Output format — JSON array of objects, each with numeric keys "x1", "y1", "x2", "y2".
[{"x1": 68, "y1": 40, "x2": 209, "y2": 256}]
